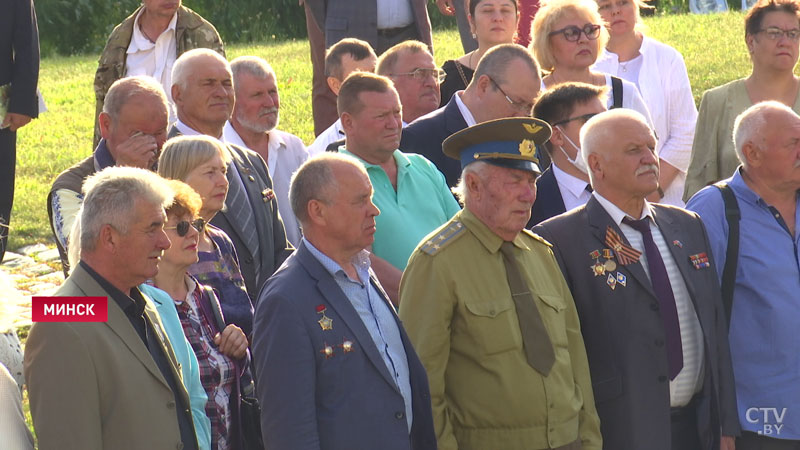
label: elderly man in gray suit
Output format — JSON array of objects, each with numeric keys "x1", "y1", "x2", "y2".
[
  {"x1": 533, "y1": 109, "x2": 739, "y2": 450},
  {"x1": 169, "y1": 48, "x2": 291, "y2": 300}
]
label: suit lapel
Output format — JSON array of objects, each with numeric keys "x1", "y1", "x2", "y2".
[
  {"x1": 653, "y1": 207, "x2": 700, "y2": 305},
  {"x1": 297, "y1": 244, "x2": 400, "y2": 392},
  {"x1": 219, "y1": 149, "x2": 257, "y2": 254},
  {"x1": 70, "y1": 266, "x2": 171, "y2": 390},
  {"x1": 444, "y1": 97, "x2": 467, "y2": 135},
  {"x1": 586, "y1": 197, "x2": 656, "y2": 298}
]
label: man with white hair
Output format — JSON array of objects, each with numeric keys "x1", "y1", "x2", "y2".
[
  {"x1": 223, "y1": 56, "x2": 308, "y2": 246},
  {"x1": 687, "y1": 101, "x2": 800, "y2": 450},
  {"x1": 399, "y1": 117, "x2": 601, "y2": 450},
  {"x1": 26, "y1": 167, "x2": 199, "y2": 450},
  {"x1": 534, "y1": 109, "x2": 738, "y2": 450},
  {"x1": 49, "y1": 75, "x2": 170, "y2": 274},
  {"x1": 170, "y1": 48, "x2": 291, "y2": 299}
]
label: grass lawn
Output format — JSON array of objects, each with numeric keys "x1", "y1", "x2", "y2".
[{"x1": 10, "y1": 12, "x2": 752, "y2": 252}]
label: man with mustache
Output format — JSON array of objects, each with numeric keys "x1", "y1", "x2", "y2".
[
  {"x1": 687, "y1": 102, "x2": 800, "y2": 450},
  {"x1": 336, "y1": 72, "x2": 460, "y2": 304},
  {"x1": 534, "y1": 109, "x2": 739, "y2": 450},
  {"x1": 92, "y1": 0, "x2": 225, "y2": 149},
  {"x1": 223, "y1": 56, "x2": 308, "y2": 246}
]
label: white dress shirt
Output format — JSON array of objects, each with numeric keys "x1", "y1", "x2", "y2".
[
  {"x1": 454, "y1": 91, "x2": 477, "y2": 127},
  {"x1": 594, "y1": 36, "x2": 698, "y2": 208},
  {"x1": 551, "y1": 162, "x2": 592, "y2": 212},
  {"x1": 223, "y1": 122, "x2": 308, "y2": 246},
  {"x1": 308, "y1": 118, "x2": 345, "y2": 157},
  {"x1": 593, "y1": 192, "x2": 705, "y2": 407},
  {"x1": 376, "y1": 0, "x2": 414, "y2": 29},
  {"x1": 126, "y1": 9, "x2": 178, "y2": 124}
]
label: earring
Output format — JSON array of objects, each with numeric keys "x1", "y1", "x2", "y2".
[{"x1": 472, "y1": 33, "x2": 477, "y2": 39}]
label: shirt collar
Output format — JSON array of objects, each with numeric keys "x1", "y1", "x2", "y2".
[
  {"x1": 93, "y1": 138, "x2": 116, "y2": 171},
  {"x1": 175, "y1": 118, "x2": 215, "y2": 139},
  {"x1": 459, "y1": 208, "x2": 530, "y2": 254},
  {"x1": 340, "y1": 148, "x2": 409, "y2": 169},
  {"x1": 591, "y1": 191, "x2": 653, "y2": 225},
  {"x1": 551, "y1": 162, "x2": 591, "y2": 198},
  {"x1": 128, "y1": 9, "x2": 177, "y2": 53},
  {"x1": 223, "y1": 121, "x2": 286, "y2": 154},
  {"x1": 303, "y1": 238, "x2": 372, "y2": 283},
  {"x1": 454, "y1": 91, "x2": 477, "y2": 126}
]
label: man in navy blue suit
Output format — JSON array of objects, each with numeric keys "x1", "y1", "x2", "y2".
[
  {"x1": 400, "y1": 43, "x2": 541, "y2": 187},
  {"x1": 529, "y1": 82, "x2": 607, "y2": 227},
  {"x1": 253, "y1": 152, "x2": 436, "y2": 450}
]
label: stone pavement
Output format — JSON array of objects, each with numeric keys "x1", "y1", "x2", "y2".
[{"x1": 1, "y1": 244, "x2": 65, "y2": 327}]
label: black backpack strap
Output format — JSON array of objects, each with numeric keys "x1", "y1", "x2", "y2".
[
  {"x1": 713, "y1": 182, "x2": 740, "y2": 327},
  {"x1": 610, "y1": 76, "x2": 623, "y2": 109}
]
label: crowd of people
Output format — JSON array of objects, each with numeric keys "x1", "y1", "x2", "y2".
[{"x1": 2, "y1": 0, "x2": 800, "y2": 449}]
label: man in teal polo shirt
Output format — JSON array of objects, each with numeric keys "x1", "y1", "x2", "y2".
[{"x1": 336, "y1": 72, "x2": 460, "y2": 304}]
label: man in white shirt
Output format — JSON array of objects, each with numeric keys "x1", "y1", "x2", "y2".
[
  {"x1": 529, "y1": 82, "x2": 608, "y2": 226},
  {"x1": 93, "y1": 0, "x2": 224, "y2": 148},
  {"x1": 223, "y1": 56, "x2": 308, "y2": 246},
  {"x1": 308, "y1": 38, "x2": 377, "y2": 157},
  {"x1": 533, "y1": 109, "x2": 738, "y2": 450}
]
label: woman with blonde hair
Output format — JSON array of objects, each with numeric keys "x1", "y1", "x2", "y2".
[
  {"x1": 591, "y1": 0, "x2": 696, "y2": 206},
  {"x1": 530, "y1": 0, "x2": 651, "y2": 120},
  {"x1": 158, "y1": 136, "x2": 256, "y2": 339}
]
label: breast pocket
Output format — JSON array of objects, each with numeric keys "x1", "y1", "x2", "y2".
[
  {"x1": 536, "y1": 293, "x2": 570, "y2": 350},
  {"x1": 464, "y1": 299, "x2": 521, "y2": 355}
]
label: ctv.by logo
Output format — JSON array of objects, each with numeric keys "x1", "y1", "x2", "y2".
[{"x1": 746, "y1": 407, "x2": 788, "y2": 435}]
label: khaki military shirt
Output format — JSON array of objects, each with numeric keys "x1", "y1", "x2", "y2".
[{"x1": 399, "y1": 208, "x2": 602, "y2": 450}]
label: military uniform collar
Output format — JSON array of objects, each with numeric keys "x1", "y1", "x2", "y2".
[{"x1": 460, "y1": 208, "x2": 530, "y2": 254}]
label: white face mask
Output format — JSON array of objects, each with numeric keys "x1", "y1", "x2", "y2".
[{"x1": 556, "y1": 126, "x2": 588, "y2": 174}]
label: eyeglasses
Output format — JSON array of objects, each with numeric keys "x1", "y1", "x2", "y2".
[
  {"x1": 757, "y1": 27, "x2": 800, "y2": 41},
  {"x1": 165, "y1": 218, "x2": 205, "y2": 237},
  {"x1": 548, "y1": 24, "x2": 602, "y2": 42},
  {"x1": 553, "y1": 112, "x2": 599, "y2": 126},
  {"x1": 486, "y1": 75, "x2": 534, "y2": 114},
  {"x1": 390, "y1": 68, "x2": 447, "y2": 84}
]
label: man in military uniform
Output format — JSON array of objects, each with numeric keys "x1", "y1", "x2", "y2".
[
  {"x1": 398, "y1": 117, "x2": 602, "y2": 450},
  {"x1": 92, "y1": 0, "x2": 225, "y2": 149}
]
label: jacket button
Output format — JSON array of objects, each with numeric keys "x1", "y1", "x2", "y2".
[
  {"x1": 658, "y1": 375, "x2": 667, "y2": 382},
  {"x1": 650, "y1": 303, "x2": 659, "y2": 311},
  {"x1": 654, "y1": 339, "x2": 664, "y2": 347},
  {"x1": 245, "y1": 257, "x2": 254, "y2": 264},
  {"x1": 395, "y1": 411, "x2": 405, "y2": 420},
  {"x1": 167, "y1": 401, "x2": 176, "y2": 409},
  {"x1": 177, "y1": 443, "x2": 184, "y2": 450}
]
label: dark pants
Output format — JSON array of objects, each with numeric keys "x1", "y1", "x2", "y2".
[
  {"x1": 375, "y1": 24, "x2": 422, "y2": 55},
  {"x1": 0, "y1": 127, "x2": 15, "y2": 263},
  {"x1": 738, "y1": 431, "x2": 800, "y2": 450},
  {"x1": 671, "y1": 402, "x2": 702, "y2": 450}
]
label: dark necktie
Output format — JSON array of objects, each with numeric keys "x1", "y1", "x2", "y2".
[
  {"x1": 585, "y1": 185, "x2": 593, "y2": 193},
  {"x1": 499, "y1": 242, "x2": 556, "y2": 376},
  {"x1": 622, "y1": 217, "x2": 683, "y2": 380}
]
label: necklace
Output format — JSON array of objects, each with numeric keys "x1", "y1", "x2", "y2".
[
  {"x1": 619, "y1": 60, "x2": 630, "y2": 72},
  {"x1": 468, "y1": 50, "x2": 477, "y2": 69}
]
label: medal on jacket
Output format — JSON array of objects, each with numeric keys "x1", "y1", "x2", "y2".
[{"x1": 316, "y1": 304, "x2": 333, "y2": 331}]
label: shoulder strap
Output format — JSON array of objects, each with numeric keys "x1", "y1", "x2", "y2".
[
  {"x1": 201, "y1": 285, "x2": 226, "y2": 332},
  {"x1": 610, "y1": 76, "x2": 623, "y2": 109},
  {"x1": 713, "y1": 182, "x2": 740, "y2": 327}
]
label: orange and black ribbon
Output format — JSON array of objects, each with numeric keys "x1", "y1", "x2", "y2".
[{"x1": 604, "y1": 226, "x2": 642, "y2": 265}]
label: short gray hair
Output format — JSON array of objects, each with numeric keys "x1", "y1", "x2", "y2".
[
  {"x1": 79, "y1": 167, "x2": 173, "y2": 253},
  {"x1": 103, "y1": 76, "x2": 169, "y2": 123},
  {"x1": 290, "y1": 153, "x2": 366, "y2": 225},
  {"x1": 231, "y1": 55, "x2": 277, "y2": 83},
  {"x1": 471, "y1": 44, "x2": 540, "y2": 88},
  {"x1": 580, "y1": 109, "x2": 650, "y2": 184},
  {"x1": 451, "y1": 161, "x2": 491, "y2": 205},
  {"x1": 732, "y1": 100, "x2": 795, "y2": 166},
  {"x1": 172, "y1": 48, "x2": 230, "y2": 91},
  {"x1": 158, "y1": 135, "x2": 231, "y2": 181}
]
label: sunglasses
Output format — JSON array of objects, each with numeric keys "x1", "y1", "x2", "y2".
[{"x1": 165, "y1": 218, "x2": 206, "y2": 237}]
